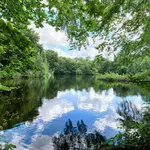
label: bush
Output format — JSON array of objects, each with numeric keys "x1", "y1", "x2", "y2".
[
  {"x1": 97, "y1": 73, "x2": 129, "y2": 82},
  {"x1": 131, "y1": 70, "x2": 150, "y2": 81}
]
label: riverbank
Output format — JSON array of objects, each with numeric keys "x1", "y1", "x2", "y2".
[
  {"x1": 0, "y1": 70, "x2": 54, "y2": 91},
  {"x1": 0, "y1": 72, "x2": 42, "y2": 91},
  {"x1": 0, "y1": 83, "x2": 16, "y2": 91},
  {"x1": 1, "y1": 71, "x2": 150, "y2": 91},
  {"x1": 96, "y1": 71, "x2": 150, "y2": 83}
]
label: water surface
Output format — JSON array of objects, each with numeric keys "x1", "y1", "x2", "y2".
[{"x1": 0, "y1": 76, "x2": 149, "y2": 149}]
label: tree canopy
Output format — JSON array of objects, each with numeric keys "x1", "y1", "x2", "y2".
[{"x1": 1, "y1": 0, "x2": 149, "y2": 58}]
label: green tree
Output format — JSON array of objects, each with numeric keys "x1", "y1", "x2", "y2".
[
  {"x1": 0, "y1": 20, "x2": 44, "y2": 78},
  {"x1": 45, "y1": 50, "x2": 58, "y2": 72}
]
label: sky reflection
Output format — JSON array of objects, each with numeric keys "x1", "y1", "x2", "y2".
[{"x1": 0, "y1": 83, "x2": 147, "y2": 150}]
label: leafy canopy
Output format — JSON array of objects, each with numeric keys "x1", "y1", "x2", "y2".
[{"x1": 1, "y1": 0, "x2": 150, "y2": 59}]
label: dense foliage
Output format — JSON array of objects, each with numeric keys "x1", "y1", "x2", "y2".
[
  {"x1": 1, "y1": 0, "x2": 150, "y2": 56},
  {"x1": 0, "y1": 19, "x2": 48, "y2": 78},
  {"x1": 43, "y1": 50, "x2": 150, "y2": 81}
]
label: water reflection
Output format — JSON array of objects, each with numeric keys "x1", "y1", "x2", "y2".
[
  {"x1": 77, "y1": 88, "x2": 114, "y2": 112},
  {"x1": 38, "y1": 98, "x2": 74, "y2": 122},
  {"x1": 113, "y1": 100, "x2": 150, "y2": 149},
  {"x1": 53, "y1": 119, "x2": 105, "y2": 150},
  {"x1": 0, "y1": 78, "x2": 43, "y2": 129},
  {"x1": 0, "y1": 76, "x2": 150, "y2": 149},
  {"x1": 117, "y1": 100, "x2": 141, "y2": 124}
]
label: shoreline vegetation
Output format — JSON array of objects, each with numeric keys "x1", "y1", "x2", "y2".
[
  {"x1": 0, "y1": 73, "x2": 150, "y2": 91},
  {"x1": 96, "y1": 72, "x2": 150, "y2": 83},
  {"x1": 1, "y1": 72, "x2": 150, "y2": 91},
  {"x1": 1, "y1": 20, "x2": 150, "y2": 91}
]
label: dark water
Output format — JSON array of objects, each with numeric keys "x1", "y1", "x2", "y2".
[{"x1": 0, "y1": 76, "x2": 149, "y2": 149}]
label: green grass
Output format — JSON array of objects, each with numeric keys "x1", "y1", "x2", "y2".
[
  {"x1": 97, "y1": 73, "x2": 129, "y2": 82},
  {"x1": 96, "y1": 71, "x2": 150, "y2": 82},
  {"x1": 131, "y1": 70, "x2": 150, "y2": 81}
]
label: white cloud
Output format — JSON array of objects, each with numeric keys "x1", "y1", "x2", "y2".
[
  {"x1": 93, "y1": 113, "x2": 121, "y2": 138},
  {"x1": 38, "y1": 98, "x2": 74, "y2": 122},
  {"x1": 29, "y1": 23, "x2": 101, "y2": 59},
  {"x1": 70, "y1": 89, "x2": 76, "y2": 95},
  {"x1": 8, "y1": 134, "x2": 27, "y2": 150},
  {"x1": 30, "y1": 23, "x2": 69, "y2": 49},
  {"x1": 51, "y1": 46, "x2": 100, "y2": 59},
  {"x1": 76, "y1": 47, "x2": 99, "y2": 59},
  {"x1": 30, "y1": 135, "x2": 54, "y2": 150},
  {"x1": 94, "y1": 114, "x2": 121, "y2": 132},
  {"x1": 56, "y1": 91, "x2": 67, "y2": 99},
  {"x1": 77, "y1": 88, "x2": 115, "y2": 112},
  {"x1": 9, "y1": 134, "x2": 54, "y2": 150}
]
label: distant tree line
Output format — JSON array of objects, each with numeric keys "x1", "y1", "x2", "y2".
[{"x1": 44, "y1": 50, "x2": 150, "y2": 76}]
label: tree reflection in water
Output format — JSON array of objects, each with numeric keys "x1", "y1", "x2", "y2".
[
  {"x1": 114, "y1": 100, "x2": 150, "y2": 149},
  {"x1": 117, "y1": 100, "x2": 141, "y2": 127},
  {"x1": 53, "y1": 119, "x2": 105, "y2": 150}
]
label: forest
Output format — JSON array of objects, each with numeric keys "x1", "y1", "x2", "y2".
[
  {"x1": 0, "y1": 20, "x2": 150, "y2": 82},
  {"x1": 0, "y1": 0, "x2": 150, "y2": 150},
  {"x1": 0, "y1": 0, "x2": 150, "y2": 82}
]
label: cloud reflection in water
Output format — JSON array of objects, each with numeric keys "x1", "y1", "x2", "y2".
[
  {"x1": 0, "y1": 85, "x2": 146, "y2": 150},
  {"x1": 38, "y1": 98, "x2": 74, "y2": 122},
  {"x1": 77, "y1": 88, "x2": 115, "y2": 112}
]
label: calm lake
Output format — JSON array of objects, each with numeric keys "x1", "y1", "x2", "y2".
[{"x1": 0, "y1": 75, "x2": 149, "y2": 149}]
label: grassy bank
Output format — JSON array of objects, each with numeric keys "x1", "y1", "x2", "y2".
[
  {"x1": 96, "y1": 71, "x2": 150, "y2": 82},
  {"x1": 96, "y1": 73, "x2": 129, "y2": 82},
  {"x1": 0, "y1": 71, "x2": 52, "y2": 91},
  {"x1": 0, "y1": 70, "x2": 45, "y2": 79}
]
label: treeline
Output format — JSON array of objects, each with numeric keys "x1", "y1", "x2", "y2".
[
  {"x1": 44, "y1": 50, "x2": 150, "y2": 78},
  {"x1": 0, "y1": 19, "x2": 106, "y2": 78},
  {"x1": 45, "y1": 50, "x2": 94, "y2": 75},
  {"x1": 0, "y1": 19, "x2": 94, "y2": 78},
  {"x1": 0, "y1": 19, "x2": 150, "y2": 80}
]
